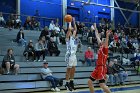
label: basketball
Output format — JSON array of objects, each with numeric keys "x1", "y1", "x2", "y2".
[{"x1": 64, "y1": 15, "x2": 72, "y2": 22}]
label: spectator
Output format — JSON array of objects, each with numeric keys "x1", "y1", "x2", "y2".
[
  {"x1": 107, "y1": 61, "x2": 119, "y2": 86},
  {"x1": 34, "y1": 10, "x2": 40, "y2": 21},
  {"x1": 23, "y1": 41, "x2": 35, "y2": 61},
  {"x1": 47, "y1": 37, "x2": 60, "y2": 56},
  {"x1": 59, "y1": 28, "x2": 66, "y2": 44},
  {"x1": 76, "y1": 35, "x2": 82, "y2": 53},
  {"x1": 84, "y1": 47, "x2": 94, "y2": 66},
  {"x1": 41, "y1": 62, "x2": 61, "y2": 92},
  {"x1": 112, "y1": 59, "x2": 128, "y2": 85},
  {"x1": 53, "y1": 23, "x2": 61, "y2": 44},
  {"x1": 14, "y1": 15, "x2": 21, "y2": 29},
  {"x1": 31, "y1": 17, "x2": 40, "y2": 30},
  {"x1": 49, "y1": 20, "x2": 55, "y2": 31},
  {"x1": 39, "y1": 26, "x2": 50, "y2": 41},
  {"x1": 87, "y1": 29, "x2": 96, "y2": 45},
  {"x1": 16, "y1": 28, "x2": 27, "y2": 46},
  {"x1": 130, "y1": 50, "x2": 140, "y2": 68},
  {"x1": 121, "y1": 37, "x2": 130, "y2": 54},
  {"x1": 132, "y1": 37, "x2": 139, "y2": 51},
  {"x1": 2, "y1": 49, "x2": 19, "y2": 75},
  {"x1": 41, "y1": 36, "x2": 49, "y2": 56},
  {"x1": 24, "y1": 16, "x2": 32, "y2": 30},
  {"x1": 127, "y1": 38, "x2": 135, "y2": 53},
  {"x1": 7, "y1": 14, "x2": 15, "y2": 29},
  {"x1": 35, "y1": 39, "x2": 46, "y2": 62},
  {"x1": 0, "y1": 12, "x2": 5, "y2": 27},
  {"x1": 109, "y1": 40, "x2": 117, "y2": 53}
]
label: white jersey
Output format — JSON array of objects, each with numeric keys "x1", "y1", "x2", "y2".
[{"x1": 66, "y1": 36, "x2": 77, "y2": 56}]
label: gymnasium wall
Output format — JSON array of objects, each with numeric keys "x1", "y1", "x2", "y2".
[
  {"x1": 67, "y1": 0, "x2": 111, "y2": 24},
  {"x1": 0, "y1": 0, "x2": 16, "y2": 19},
  {"x1": 114, "y1": 1, "x2": 139, "y2": 27},
  {"x1": 20, "y1": 0, "x2": 62, "y2": 26}
]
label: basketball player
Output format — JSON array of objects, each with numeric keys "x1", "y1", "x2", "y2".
[
  {"x1": 88, "y1": 23, "x2": 111, "y2": 93},
  {"x1": 65, "y1": 17, "x2": 77, "y2": 91}
]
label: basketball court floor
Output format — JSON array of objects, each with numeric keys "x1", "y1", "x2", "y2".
[{"x1": 35, "y1": 84, "x2": 140, "y2": 93}]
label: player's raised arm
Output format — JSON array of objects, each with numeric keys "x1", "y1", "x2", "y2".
[
  {"x1": 94, "y1": 23, "x2": 101, "y2": 45},
  {"x1": 72, "y1": 17, "x2": 77, "y2": 38},
  {"x1": 104, "y1": 30, "x2": 111, "y2": 48},
  {"x1": 66, "y1": 22, "x2": 72, "y2": 41}
]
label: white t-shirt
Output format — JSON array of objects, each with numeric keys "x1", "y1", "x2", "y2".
[
  {"x1": 0, "y1": 16, "x2": 4, "y2": 21},
  {"x1": 49, "y1": 23, "x2": 55, "y2": 30}
]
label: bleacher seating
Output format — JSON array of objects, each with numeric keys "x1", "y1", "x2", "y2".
[{"x1": 0, "y1": 28, "x2": 140, "y2": 93}]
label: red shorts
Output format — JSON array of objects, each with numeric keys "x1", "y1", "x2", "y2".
[{"x1": 90, "y1": 66, "x2": 107, "y2": 80}]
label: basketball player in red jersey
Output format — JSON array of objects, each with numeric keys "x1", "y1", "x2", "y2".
[{"x1": 88, "y1": 23, "x2": 111, "y2": 93}]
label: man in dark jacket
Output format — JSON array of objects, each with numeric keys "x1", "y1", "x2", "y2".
[
  {"x1": 112, "y1": 59, "x2": 128, "y2": 85},
  {"x1": 47, "y1": 37, "x2": 60, "y2": 56},
  {"x1": 23, "y1": 41, "x2": 35, "y2": 61}
]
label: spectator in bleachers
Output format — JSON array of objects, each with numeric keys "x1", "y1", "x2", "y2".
[
  {"x1": 97, "y1": 23, "x2": 103, "y2": 36},
  {"x1": 41, "y1": 62, "x2": 61, "y2": 92},
  {"x1": 7, "y1": 14, "x2": 15, "y2": 30},
  {"x1": 23, "y1": 41, "x2": 35, "y2": 61},
  {"x1": 59, "y1": 28, "x2": 66, "y2": 44},
  {"x1": 47, "y1": 37, "x2": 60, "y2": 56},
  {"x1": 112, "y1": 59, "x2": 128, "y2": 85},
  {"x1": 49, "y1": 20, "x2": 55, "y2": 31},
  {"x1": 107, "y1": 61, "x2": 119, "y2": 86},
  {"x1": 109, "y1": 39, "x2": 117, "y2": 53},
  {"x1": 0, "y1": 12, "x2": 5, "y2": 27},
  {"x1": 35, "y1": 39, "x2": 46, "y2": 62},
  {"x1": 127, "y1": 38, "x2": 135, "y2": 53},
  {"x1": 76, "y1": 35, "x2": 82, "y2": 53},
  {"x1": 31, "y1": 17, "x2": 40, "y2": 31},
  {"x1": 2, "y1": 48, "x2": 19, "y2": 75},
  {"x1": 14, "y1": 15, "x2": 21, "y2": 29},
  {"x1": 34, "y1": 10, "x2": 40, "y2": 21},
  {"x1": 121, "y1": 37, "x2": 130, "y2": 54},
  {"x1": 130, "y1": 50, "x2": 140, "y2": 68},
  {"x1": 132, "y1": 37, "x2": 139, "y2": 51},
  {"x1": 16, "y1": 28, "x2": 27, "y2": 47},
  {"x1": 84, "y1": 47, "x2": 94, "y2": 66},
  {"x1": 87, "y1": 28, "x2": 96, "y2": 45},
  {"x1": 54, "y1": 23, "x2": 61, "y2": 44},
  {"x1": 24, "y1": 16, "x2": 32, "y2": 30},
  {"x1": 41, "y1": 36, "x2": 48, "y2": 56},
  {"x1": 39, "y1": 26, "x2": 50, "y2": 41}
]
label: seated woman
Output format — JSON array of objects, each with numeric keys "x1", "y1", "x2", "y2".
[
  {"x1": 16, "y1": 28, "x2": 27, "y2": 46},
  {"x1": 23, "y1": 41, "x2": 35, "y2": 61},
  {"x1": 2, "y1": 48, "x2": 19, "y2": 75},
  {"x1": 35, "y1": 39, "x2": 46, "y2": 62}
]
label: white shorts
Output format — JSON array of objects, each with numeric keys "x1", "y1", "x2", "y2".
[{"x1": 65, "y1": 53, "x2": 77, "y2": 68}]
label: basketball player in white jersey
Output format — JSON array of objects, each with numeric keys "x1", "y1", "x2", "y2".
[{"x1": 65, "y1": 17, "x2": 77, "y2": 91}]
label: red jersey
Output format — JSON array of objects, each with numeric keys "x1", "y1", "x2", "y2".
[
  {"x1": 96, "y1": 46, "x2": 108, "y2": 66},
  {"x1": 90, "y1": 46, "x2": 108, "y2": 80}
]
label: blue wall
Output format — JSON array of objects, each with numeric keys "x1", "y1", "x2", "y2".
[
  {"x1": 0, "y1": 0, "x2": 16, "y2": 19},
  {"x1": 20, "y1": 0, "x2": 62, "y2": 27},
  {"x1": 67, "y1": 0, "x2": 111, "y2": 24},
  {"x1": 114, "y1": 1, "x2": 139, "y2": 27}
]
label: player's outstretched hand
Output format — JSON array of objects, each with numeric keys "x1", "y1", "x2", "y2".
[{"x1": 106, "y1": 30, "x2": 111, "y2": 36}]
